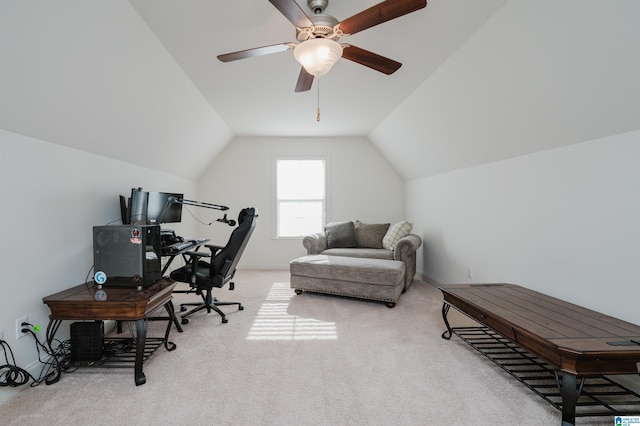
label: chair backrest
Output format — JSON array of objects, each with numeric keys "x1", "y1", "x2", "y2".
[{"x1": 210, "y1": 207, "x2": 258, "y2": 286}]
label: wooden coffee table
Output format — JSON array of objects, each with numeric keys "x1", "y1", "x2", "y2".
[
  {"x1": 43, "y1": 279, "x2": 178, "y2": 386},
  {"x1": 439, "y1": 283, "x2": 640, "y2": 425}
]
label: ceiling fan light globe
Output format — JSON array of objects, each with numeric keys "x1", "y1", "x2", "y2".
[{"x1": 294, "y1": 38, "x2": 343, "y2": 77}]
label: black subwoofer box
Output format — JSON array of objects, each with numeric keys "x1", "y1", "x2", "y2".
[{"x1": 70, "y1": 321, "x2": 104, "y2": 361}]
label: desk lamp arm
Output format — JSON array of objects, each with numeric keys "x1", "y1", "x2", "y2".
[
  {"x1": 157, "y1": 197, "x2": 233, "y2": 225},
  {"x1": 173, "y1": 198, "x2": 228, "y2": 211}
]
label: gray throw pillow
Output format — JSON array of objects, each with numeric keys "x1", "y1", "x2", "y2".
[
  {"x1": 354, "y1": 221, "x2": 390, "y2": 249},
  {"x1": 325, "y1": 221, "x2": 358, "y2": 248}
]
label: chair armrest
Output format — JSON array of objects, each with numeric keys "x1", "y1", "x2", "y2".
[
  {"x1": 393, "y1": 234, "x2": 422, "y2": 261},
  {"x1": 204, "y1": 244, "x2": 224, "y2": 256},
  {"x1": 185, "y1": 250, "x2": 210, "y2": 259},
  {"x1": 302, "y1": 232, "x2": 328, "y2": 254}
]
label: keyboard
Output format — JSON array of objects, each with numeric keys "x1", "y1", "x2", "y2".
[
  {"x1": 170, "y1": 241, "x2": 195, "y2": 252},
  {"x1": 163, "y1": 238, "x2": 208, "y2": 255}
]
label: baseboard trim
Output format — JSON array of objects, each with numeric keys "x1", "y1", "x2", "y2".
[{"x1": 417, "y1": 271, "x2": 443, "y2": 287}]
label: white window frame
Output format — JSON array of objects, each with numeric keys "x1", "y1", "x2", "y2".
[{"x1": 273, "y1": 155, "x2": 327, "y2": 239}]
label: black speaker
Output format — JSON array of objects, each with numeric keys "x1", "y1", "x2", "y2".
[
  {"x1": 70, "y1": 321, "x2": 104, "y2": 362},
  {"x1": 93, "y1": 224, "x2": 162, "y2": 288}
]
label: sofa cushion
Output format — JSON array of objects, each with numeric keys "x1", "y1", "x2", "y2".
[
  {"x1": 290, "y1": 254, "x2": 404, "y2": 287},
  {"x1": 354, "y1": 221, "x2": 390, "y2": 249},
  {"x1": 325, "y1": 221, "x2": 358, "y2": 248},
  {"x1": 322, "y1": 247, "x2": 394, "y2": 260},
  {"x1": 382, "y1": 221, "x2": 413, "y2": 250}
]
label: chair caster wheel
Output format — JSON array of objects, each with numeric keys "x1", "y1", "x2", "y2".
[
  {"x1": 181, "y1": 318, "x2": 189, "y2": 325},
  {"x1": 221, "y1": 317, "x2": 228, "y2": 324},
  {"x1": 294, "y1": 289, "x2": 303, "y2": 295},
  {"x1": 180, "y1": 306, "x2": 187, "y2": 312},
  {"x1": 385, "y1": 302, "x2": 396, "y2": 308},
  {"x1": 239, "y1": 305, "x2": 244, "y2": 311}
]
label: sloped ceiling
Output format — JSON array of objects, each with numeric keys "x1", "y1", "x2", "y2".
[
  {"x1": 129, "y1": 0, "x2": 506, "y2": 137},
  {"x1": 0, "y1": 0, "x2": 232, "y2": 180},
  {"x1": 370, "y1": 0, "x2": 640, "y2": 180},
  {"x1": 1, "y1": 1, "x2": 638, "y2": 181}
]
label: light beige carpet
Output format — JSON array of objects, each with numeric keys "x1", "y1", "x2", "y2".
[{"x1": 0, "y1": 270, "x2": 612, "y2": 425}]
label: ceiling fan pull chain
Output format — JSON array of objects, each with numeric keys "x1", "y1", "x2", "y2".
[{"x1": 316, "y1": 79, "x2": 321, "y2": 122}]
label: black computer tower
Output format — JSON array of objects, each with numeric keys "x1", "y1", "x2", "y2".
[{"x1": 93, "y1": 224, "x2": 162, "y2": 288}]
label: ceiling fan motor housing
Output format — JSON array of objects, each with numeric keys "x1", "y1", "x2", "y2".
[{"x1": 296, "y1": 13, "x2": 339, "y2": 41}]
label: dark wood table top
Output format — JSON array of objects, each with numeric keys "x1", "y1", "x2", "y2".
[
  {"x1": 440, "y1": 283, "x2": 640, "y2": 375},
  {"x1": 43, "y1": 279, "x2": 176, "y2": 321}
]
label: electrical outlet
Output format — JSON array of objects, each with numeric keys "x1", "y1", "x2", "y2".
[
  {"x1": 467, "y1": 266, "x2": 474, "y2": 279},
  {"x1": 16, "y1": 315, "x2": 28, "y2": 340}
]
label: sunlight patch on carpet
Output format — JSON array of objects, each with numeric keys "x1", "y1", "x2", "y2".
[{"x1": 247, "y1": 282, "x2": 337, "y2": 340}]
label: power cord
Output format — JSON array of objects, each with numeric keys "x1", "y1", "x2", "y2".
[
  {"x1": 0, "y1": 339, "x2": 36, "y2": 387},
  {"x1": 19, "y1": 322, "x2": 76, "y2": 386}
]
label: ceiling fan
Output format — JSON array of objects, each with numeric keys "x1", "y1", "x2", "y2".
[{"x1": 217, "y1": 0, "x2": 428, "y2": 92}]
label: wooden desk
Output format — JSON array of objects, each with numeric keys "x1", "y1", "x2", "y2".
[
  {"x1": 439, "y1": 283, "x2": 640, "y2": 425},
  {"x1": 42, "y1": 279, "x2": 177, "y2": 386}
]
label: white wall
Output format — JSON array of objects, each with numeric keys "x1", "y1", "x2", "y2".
[
  {"x1": 0, "y1": 129, "x2": 196, "y2": 405},
  {"x1": 195, "y1": 136, "x2": 406, "y2": 269},
  {"x1": 407, "y1": 130, "x2": 640, "y2": 325}
]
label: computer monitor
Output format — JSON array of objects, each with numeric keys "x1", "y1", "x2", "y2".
[
  {"x1": 129, "y1": 187, "x2": 148, "y2": 225},
  {"x1": 146, "y1": 191, "x2": 183, "y2": 224}
]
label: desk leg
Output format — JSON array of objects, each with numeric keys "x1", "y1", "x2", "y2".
[
  {"x1": 561, "y1": 373, "x2": 577, "y2": 426},
  {"x1": 161, "y1": 255, "x2": 176, "y2": 275},
  {"x1": 134, "y1": 319, "x2": 147, "y2": 386}
]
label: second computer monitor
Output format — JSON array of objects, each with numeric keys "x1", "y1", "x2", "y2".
[{"x1": 146, "y1": 191, "x2": 183, "y2": 224}]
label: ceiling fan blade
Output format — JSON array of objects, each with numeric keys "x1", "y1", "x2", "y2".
[
  {"x1": 268, "y1": 0, "x2": 313, "y2": 28},
  {"x1": 295, "y1": 67, "x2": 314, "y2": 92},
  {"x1": 342, "y1": 45, "x2": 401, "y2": 75},
  {"x1": 338, "y1": 0, "x2": 427, "y2": 36},
  {"x1": 217, "y1": 43, "x2": 295, "y2": 62}
]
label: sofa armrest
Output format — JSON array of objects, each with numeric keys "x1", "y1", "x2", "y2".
[
  {"x1": 303, "y1": 232, "x2": 328, "y2": 254},
  {"x1": 393, "y1": 234, "x2": 422, "y2": 259},
  {"x1": 393, "y1": 234, "x2": 422, "y2": 290}
]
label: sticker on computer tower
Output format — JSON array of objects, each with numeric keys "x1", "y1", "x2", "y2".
[
  {"x1": 130, "y1": 228, "x2": 142, "y2": 244},
  {"x1": 94, "y1": 271, "x2": 107, "y2": 285}
]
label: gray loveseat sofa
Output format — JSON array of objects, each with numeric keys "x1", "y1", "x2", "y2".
[{"x1": 301, "y1": 220, "x2": 422, "y2": 292}]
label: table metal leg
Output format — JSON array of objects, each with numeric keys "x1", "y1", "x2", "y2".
[
  {"x1": 561, "y1": 373, "x2": 578, "y2": 426},
  {"x1": 441, "y1": 303, "x2": 453, "y2": 340},
  {"x1": 163, "y1": 302, "x2": 178, "y2": 351},
  {"x1": 134, "y1": 319, "x2": 147, "y2": 386}
]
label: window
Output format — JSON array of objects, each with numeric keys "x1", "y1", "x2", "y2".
[{"x1": 276, "y1": 157, "x2": 325, "y2": 238}]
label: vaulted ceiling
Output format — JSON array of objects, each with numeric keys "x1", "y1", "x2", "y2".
[
  {"x1": 1, "y1": 1, "x2": 638, "y2": 181},
  {"x1": 129, "y1": 0, "x2": 506, "y2": 137}
]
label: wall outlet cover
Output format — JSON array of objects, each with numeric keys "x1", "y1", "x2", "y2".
[{"x1": 16, "y1": 315, "x2": 28, "y2": 340}]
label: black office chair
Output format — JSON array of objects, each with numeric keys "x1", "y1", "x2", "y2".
[{"x1": 170, "y1": 207, "x2": 258, "y2": 324}]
